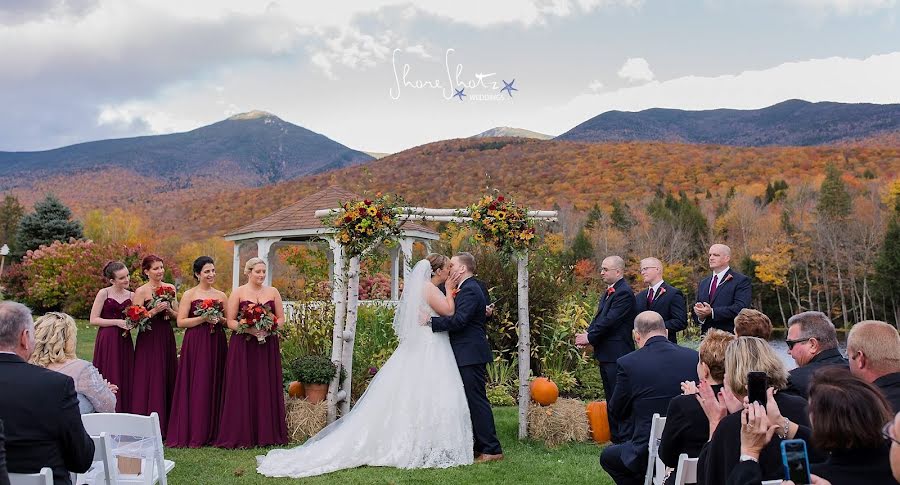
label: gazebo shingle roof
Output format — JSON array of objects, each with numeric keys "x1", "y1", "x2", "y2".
[{"x1": 224, "y1": 186, "x2": 437, "y2": 238}]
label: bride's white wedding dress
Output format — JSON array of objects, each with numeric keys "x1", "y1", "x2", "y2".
[{"x1": 256, "y1": 260, "x2": 473, "y2": 478}]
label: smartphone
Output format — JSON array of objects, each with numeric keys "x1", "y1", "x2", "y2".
[
  {"x1": 781, "y1": 439, "x2": 812, "y2": 485},
  {"x1": 747, "y1": 371, "x2": 768, "y2": 406}
]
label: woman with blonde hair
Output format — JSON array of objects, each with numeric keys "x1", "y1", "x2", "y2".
[
  {"x1": 31, "y1": 312, "x2": 116, "y2": 413},
  {"x1": 697, "y1": 336, "x2": 813, "y2": 484},
  {"x1": 214, "y1": 257, "x2": 288, "y2": 448}
]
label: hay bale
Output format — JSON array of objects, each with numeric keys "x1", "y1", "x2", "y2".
[
  {"x1": 527, "y1": 397, "x2": 590, "y2": 447},
  {"x1": 284, "y1": 395, "x2": 327, "y2": 443}
]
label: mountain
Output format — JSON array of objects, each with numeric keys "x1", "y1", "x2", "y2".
[
  {"x1": 364, "y1": 151, "x2": 391, "y2": 159},
  {"x1": 558, "y1": 100, "x2": 900, "y2": 147},
  {"x1": 472, "y1": 127, "x2": 553, "y2": 140},
  {"x1": 0, "y1": 110, "x2": 373, "y2": 189}
]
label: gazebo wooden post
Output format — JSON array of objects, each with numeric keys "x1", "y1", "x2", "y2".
[{"x1": 231, "y1": 241, "x2": 242, "y2": 290}]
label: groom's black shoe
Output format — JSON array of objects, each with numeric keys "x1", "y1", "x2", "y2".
[{"x1": 475, "y1": 453, "x2": 504, "y2": 463}]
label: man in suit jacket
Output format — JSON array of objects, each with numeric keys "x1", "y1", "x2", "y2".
[
  {"x1": 0, "y1": 301, "x2": 94, "y2": 484},
  {"x1": 576, "y1": 255, "x2": 637, "y2": 443},
  {"x1": 599, "y1": 311, "x2": 699, "y2": 485},
  {"x1": 0, "y1": 420, "x2": 9, "y2": 485},
  {"x1": 847, "y1": 320, "x2": 900, "y2": 412},
  {"x1": 431, "y1": 253, "x2": 503, "y2": 463},
  {"x1": 634, "y1": 257, "x2": 687, "y2": 343},
  {"x1": 692, "y1": 244, "x2": 752, "y2": 333},
  {"x1": 782, "y1": 311, "x2": 848, "y2": 399}
]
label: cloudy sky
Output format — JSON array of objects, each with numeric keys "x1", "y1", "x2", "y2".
[{"x1": 2, "y1": 0, "x2": 899, "y2": 153}]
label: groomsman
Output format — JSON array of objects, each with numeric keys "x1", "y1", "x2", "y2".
[
  {"x1": 692, "y1": 244, "x2": 752, "y2": 333},
  {"x1": 634, "y1": 258, "x2": 687, "y2": 343},
  {"x1": 576, "y1": 255, "x2": 636, "y2": 443}
]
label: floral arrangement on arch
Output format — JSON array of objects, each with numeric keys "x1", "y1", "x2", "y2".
[
  {"x1": 467, "y1": 194, "x2": 536, "y2": 256},
  {"x1": 321, "y1": 194, "x2": 406, "y2": 257}
]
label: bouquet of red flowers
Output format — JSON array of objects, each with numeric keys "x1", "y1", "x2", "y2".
[
  {"x1": 123, "y1": 304, "x2": 151, "y2": 335},
  {"x1": 148, "y1": 285, "x2": 176, "y2": 320},
  {"x1": 193, "y1": 298, "x2": 225, "y2": 334},
  {"x1": 237, "y1": 302, "x2": 279, "y2": 344}
]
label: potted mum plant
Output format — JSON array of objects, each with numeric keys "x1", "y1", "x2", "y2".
[{"x1": 294, "y1": 355, "x2": 337, "y2": 404}]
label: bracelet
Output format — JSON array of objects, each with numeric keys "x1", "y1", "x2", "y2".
[{"x1": 777, "y1": 417, "x2": 790, "y2": 439}]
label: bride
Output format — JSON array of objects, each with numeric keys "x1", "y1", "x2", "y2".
[{"x1": 256, "y1": 254, "x2": 474, "y2": 478}]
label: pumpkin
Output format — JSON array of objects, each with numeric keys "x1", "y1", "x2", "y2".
[
  {"x1": 288, "y1": 381, "x2": 305, "y2": 398},
  {"x1": 530, "y1": 377, "x2": 559, "y2": 406},
  {"x1": 586, "y1": 400, "x2": 611, "y2": 443}
]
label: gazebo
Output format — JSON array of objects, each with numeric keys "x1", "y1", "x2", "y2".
[{"x1": 223, "y1": 186, "x2": 439, "y2": 301}]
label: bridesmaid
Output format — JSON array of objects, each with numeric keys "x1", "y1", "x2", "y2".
[
  {"x1": 89, "y1": 261, "x2": 134, "y2": 413},
  {"x1": 166, "y1": 256, "x2": 228, "y2": 447},
  {"x1": 131, "y1": 254, "x2": 178, "y2": 437},
  {"x1": 214, "y1": 257, "x2": 288, "y2": 448}
]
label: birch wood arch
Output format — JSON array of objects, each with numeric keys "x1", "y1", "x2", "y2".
[{"x1": 314, "y1": 205, "x2": 557, "y2": 439}]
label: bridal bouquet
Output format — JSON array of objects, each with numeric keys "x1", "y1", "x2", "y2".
[
  {"x1": 468, "y1": 193, "x2": 536, "y2": 257},
  {"x1": 237, "y1": 302, "x2": 279, "y2": 344},
  {"x1": 123, "y1": 304, "x2": 151, "y2": 335},
  {"x1": 148, "y1": 285, "x2": 176, "y2": 320},
  {"x1": 321, "y1": 193, "x2": 405, "y2": 257},
  {"x1": 193, "y1": 298, "x2": 225, "y2": 333}
]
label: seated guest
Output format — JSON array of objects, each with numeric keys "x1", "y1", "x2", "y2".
[
  {"x1": 0, "y1": 301, "x2": 94, "y2": 484},
  {"x1": 846, "y1": 320, "x2": 900, "y2": 412},
  {"x1": 783, "y1": 311, "x2": 848, "y2": 399},
  {"x1": 29, "y1": 312, "x2": 117, "y2": 413},
  {"x1": 658, "y1": 329, "x2": 735, "y2": 471},
  {"x1": 733, "y1": 308, "x2": 772, "y2": 340},
  {"x1": 599, "y1": 311, "x2": 699, "y2": 485},
  {"x1": 697, "y1": 336, "x2": 812, "y2": 484},
  {"x1": 804, "y1": 367, "x2": 895, "y2": 484},
  {"x1": 0, "y1": 420, "x2": 8, "y2": 485}
]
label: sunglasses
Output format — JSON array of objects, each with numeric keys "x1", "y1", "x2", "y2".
[
  {"x1": 883, "y1": 422, "x2": 900, "y2": 446},
  {"x1": 785, "y1": 337, "x2": 811, "y2": 350}
]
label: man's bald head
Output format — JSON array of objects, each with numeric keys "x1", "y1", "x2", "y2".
[
  {"x1": 708, "y1": 244, "x2": 732, "y2": 272},
  {"x1": 600, "y1": 256, "x2": 625, "y2": 285}
]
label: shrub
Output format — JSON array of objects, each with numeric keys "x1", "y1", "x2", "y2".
[
  {"x1": 293, "y1": 355, "x2": 337, "y2": 384},
  {"x1": 487, "y1": 384, "x2": 516, "y2": 407}
]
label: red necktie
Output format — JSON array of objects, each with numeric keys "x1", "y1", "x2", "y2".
[
  {"x1": 647, "y1": 287, "x2": 655, "y2": 305},
  {"x1": 709, "y1": 274, "x2": 719, "y2": 301}
]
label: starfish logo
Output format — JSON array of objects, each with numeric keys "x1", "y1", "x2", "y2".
[
  {"x1": 453, "y1": 88, "x2": 466, "y2": 101},
  {"x1": 500, "y1": 79, "x2": 517, "y2": 97}
]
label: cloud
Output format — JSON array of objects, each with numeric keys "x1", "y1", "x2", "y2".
[
  {"x1": 784, "y1": 0, "x2": 897, "y2": 14},
  {"x1": 540, "y1": 52, "x2": 900, "y2": 135},
  {"x1": 617, "y1": 57, "x2": 654, "y2": 82},
  {"x1": 588, "y1": 80, "x2": 604, "y2": 92}
]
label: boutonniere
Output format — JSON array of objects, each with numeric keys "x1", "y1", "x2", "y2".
[
  {"x1": 723, "y1": 274, "x2": 733, "y2": 284},
  {"x1": 451, "y1": 288, "x2": 461, "y2": 298},
  {"x1": 657, "y1": 287, "x2": 667, "y2": 296},
  {"x1": 606, "y1": 287, "x2": 615, "y2": 296}
]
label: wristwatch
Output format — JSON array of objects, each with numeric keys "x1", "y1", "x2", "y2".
[{"x1": 739, "y1": 454, "x2": 758, "y2": 462}]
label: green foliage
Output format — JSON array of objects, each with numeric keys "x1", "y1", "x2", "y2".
[
  {"x1": 610, "y1": 198, "x2": 636, "y2": 232},
  {"x1": 487, "y1": 354, "x2": 518, "y2": 387},
  {"x1": 647, "y1": 190, "x2": 709, "y2": 257},
  {"x1": 0, "y1": 194, "x2": 24, "y2": 257},
  {"x1": 15, "y1": 194, "x2": 83, "y2": 254},
  {"x1": 874, "y1": 212, "x2": 900, "y2": 303},
  {"x1": 763, "y1": 180, "x2": 789, "y2": 205},
  {"x1": 573, "y1": 357, "x2": 605, "y2": 400},
  {"x1": 292, "y1": 354, "x2": 337, "y2": 384},
  {"x1": 487, "y1": 384, "x2": 517, "y2": 407},
  {"x1": 278, "y1": 301, "x2": 335, "y2": 372},
  {"x1": 350, "y1": 305, "x2": 398, "y2": 399},
  {"x1": 568, "y1": 227, "x2": 594, "y2": 263},
  {"x1": 2, "y1": 240, "x2": 147, "y2": 317},
  {"x1": 584, "y1": 203, "x2": 603, "y2": 230},
  {"x1": 544, "y1": 367, "x2": 578, "y2": 395},
  {"x1": 818, "y1": 163, "x2": 852, "y2": 220}
]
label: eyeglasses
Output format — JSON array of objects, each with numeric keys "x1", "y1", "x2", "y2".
[
  {"x1": 639, "y1": 267, "x2": 660, "y2": 272},
  {"x1": 785, "y1": 337, "x2": 811, "y2": 350},
  {"x1": 883, "y1": 421, "x2": 900, "y2": 446}
]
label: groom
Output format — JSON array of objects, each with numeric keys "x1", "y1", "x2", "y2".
[{"x1": 431, "y1": 252, "x2": 504, "y2": 463}]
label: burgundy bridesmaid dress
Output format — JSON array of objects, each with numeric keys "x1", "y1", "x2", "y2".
[
  {"x1": 213, "y1": 300, "x2": 288, "y2": 448},
  {"x1": 131, "y1": 301, "x2": 178, "y2": 438},
  {"x1": 92, "y1": 296, "x2": 135, "y2": 413},
  {"x1": 166, "y1": 299, "x2": 228, "y2": 447}
]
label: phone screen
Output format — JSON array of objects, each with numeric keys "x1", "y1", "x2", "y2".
[
  {"x1": 747, "y1": 371, "x2": 768, "y2": 405},
  {"x1": 782, "y1": 439, "x2": 812, "y2": 485}
]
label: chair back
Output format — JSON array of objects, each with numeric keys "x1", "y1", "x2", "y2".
[
  {"x1": 643, "y1": 413, "x2": 667, "y2": 485},
  {"x1": 673, "y1": 453, "x2": 699, "y2": 485},
  {"x1": 81, "y1": 413, "x2": 167, "y2": 485},
  {"x1": 8, "y1": 467, "x2": 53, "y2": 485}
]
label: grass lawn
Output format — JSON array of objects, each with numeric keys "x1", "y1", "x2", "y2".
[{"x1": 74, "y1": 321, "x2": 614, "y2": 484}]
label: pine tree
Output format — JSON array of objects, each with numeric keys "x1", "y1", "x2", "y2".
[
  {"x1": 16, "y1": 194, "x2": 83, "y2": 252},
  {"x1": 610, "y1": 198, "x2": 636, "y2": 232},
  {"x1": 0, "y1": 194, "x2": 24, "y2": 254},
  {"x1": 584, "y1": 203, "x2": 603, "y2": 230},
  {"x1": 818, "y1": 163, "x2": 851, "y2": 220},
  {"x1": 569, "y1": 227, "x2": 595, "y2": 262}
]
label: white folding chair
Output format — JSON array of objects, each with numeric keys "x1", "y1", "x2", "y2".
[
  {"x1": 761, "y1": 481, "x2": 783, "y2": 485},
  {"x1": 80, "y1": 413, "x2": 174, "y2": 485},
  {"x1": 75, "y1": 432, "x2": 120, "y2": 485},
  {"x1": 643, "y1": 413, "x2": 667, "y2": 485},
  {"x1": 672, "y1": 453, "x2": 699, "y2": 485},
  {"x1": 8, "y1": 467, "x2": 53, "y2": 485}
]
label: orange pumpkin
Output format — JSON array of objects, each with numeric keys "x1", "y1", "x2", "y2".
[
  {"x1": 530, "y1": 377, "x2": 559, "y2": 406},
  {"x1": 586, "y1": 400, "x2": 611, "y2": 443},
  {"x1": 288, "y1": 381, "x2": 305, "y2": 398}
]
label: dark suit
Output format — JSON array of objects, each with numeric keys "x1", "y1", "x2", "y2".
[
  {"x1": 0, "y1": 420, "x2": 9, "y2": 485},
  {"x1": 432, "y1": 277, "x2": 502, "y2": 455},
  {"x1": 634, "y1": 282, "x2": 687, "y2": 343},
  {"x1": 0, "y1": 353, "x2": 94, "y2": 485},
  {"x1": 698, "y1": 391, "x2": 812, "y2": 485},
  {"x1": 599, "y1": 336, "x2": 698, "y2": 485},
  {"x1": 782, "y1": 348, "x2": 848, "y2": 399},
  {"x1": 692, "y1": 268, "x2": 752, "y2": 333},
  {"x1": 586, "y1": 278, "x2": 637, "y2": 443},
  {"x1": 874, "y1": 372, "x2": 900, "y2": 413},
  {"x1": 657, "y1": 385, "x2": 723, "y2": 469}
]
